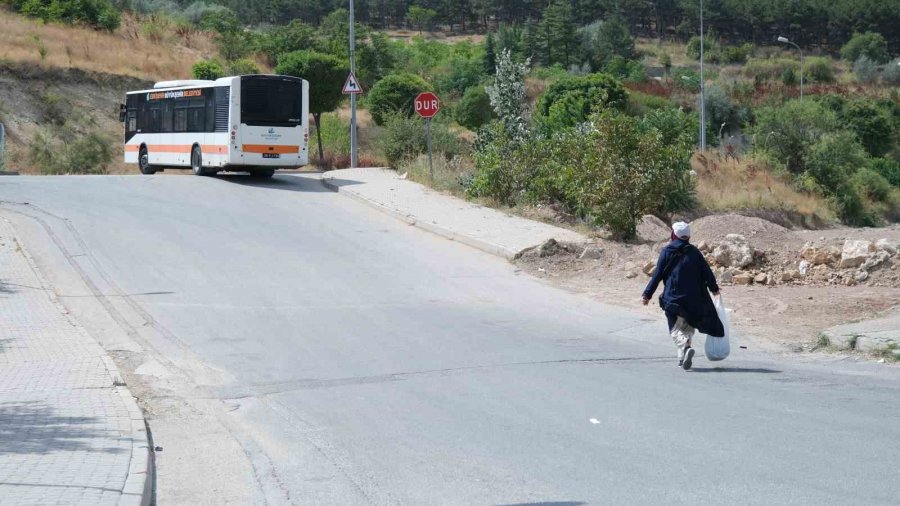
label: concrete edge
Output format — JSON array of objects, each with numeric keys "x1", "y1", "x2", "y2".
[
  {"x1": 4, "y1": 218, "x2": 153, "y2": 506},
  {"x1": 319, "y1": 175, "x2": 522, "y2": 260}
]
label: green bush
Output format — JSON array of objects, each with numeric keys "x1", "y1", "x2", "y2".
[
  {"x1": 456, "y1": 85, "x2": 494, "y2": 131},
  {"x1": 29, "y1": 128, "x2": 113, "y2": 175},
  {"x1": 870, "y1": 158, "x2": 900, "y2": 187},
  {"x1": 852, "y1": 168, "x2": 893, "y2": 202},
  {"x1": 673, "y1": 67, "x2": 700, "y2": 91},
  {"x1": 751, "y1": 100, "x2": 840, "y2": 173},
  {"x1": 192, "y1": 59, "x2": 224, "y2": 80},
  {"x1": 744, "y1": 58, "x2": 799, "y2": 82},
  {"x1": 686, "y1": 34, "x2": 719, "y2": 62},
  {"x1": 804, "y1": 131, "x2": 867, "y2": 193},
  {"x1": 841, "y1": 99, "x2": 894, "y2": 157},
  {"x1": 367, "y1": 74, "x2": 430, "y2": 126},
  {"x1": 781, "y1": 66, "x2": 797, "y2": 85},
  {"x1": 854, "y1": 56, "x2": 878, "y2": 83},
  {"x1": 535, "y1": 73, "x2": 627, "y2": 131},
  {"x1": 198, "y1": 7, "x2": 240, "y2": 33},
  {"x1": 804, "y1": 57, "x2": 835, "y2": 83},
  {"x1": 841, "y1": 32, "x2": 890, "y2": 64},
  {"x1": 884, "y1": 59, "x2": 900, "y2": 85},
  {"x1": 556, "y1": 113, "x2": 695, "y2": 238},
  {"x1": 720, "y1": 43, "x2": 754, "y2": 64},
  {"x1": 602, "y1": 57, "x2": 646, "y2": 83},
  {"x1": 258, "y1": 20, "x2": 316, "y2": 65},
  {"x1": 377, "y1": 113, "x2": 464, "y2": 166},
  {"x1": 228, "y1": 58, "x2": 260, "y2": 75},
  {"x1": 10, "y1": 0, "x2": 121, "y2": 30},
  {"x1": 626, "y1": 91, "x2": 675, "y2": 117},
  {"x1": 833, "y1": 181, "x2": 872, "y2": 226},
  {"x1": 310, "y1": 114, "x2": 350, "y2": 156}
]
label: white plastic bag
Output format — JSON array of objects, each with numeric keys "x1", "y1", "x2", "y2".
[{"x1": 705, "y1": 294, "x2": 731, "y2": 361}]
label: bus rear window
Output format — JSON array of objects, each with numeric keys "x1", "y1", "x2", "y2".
[{"x1": 240, "y1": 77, "x2": 303, "y2": 127}]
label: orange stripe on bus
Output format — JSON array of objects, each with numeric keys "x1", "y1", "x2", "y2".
[
  {"x1": 242, "y1": 144, "x2": 300, "y2": 154},
  {"x1": 124, "y1": 144, "x2": 228, "y2": 154}
]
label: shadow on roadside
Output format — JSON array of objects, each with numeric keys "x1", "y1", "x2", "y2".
[
  {"x1": 497, "y1": 502, "x2": 586, "y2": 506},
  {"x1": 0, "y1": 401, "x2": 129, "y2": 455},
  {"x1": 215, "y1": 173, "x2": 362, "y2": 193},
  {"x1": 691, "y1": 367, "x2": 782, "y2": 374}
]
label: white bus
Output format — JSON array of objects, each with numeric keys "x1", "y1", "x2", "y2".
[{"x1": 121, "y1": 75, "x2": 309, "y2": 177}]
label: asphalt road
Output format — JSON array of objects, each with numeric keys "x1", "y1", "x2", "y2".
[{"x1": 1, "y1": 174, "x2": 898, "y2": 505}]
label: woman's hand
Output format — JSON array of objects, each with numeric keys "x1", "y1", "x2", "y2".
[{"x1": 641, "y1": 296, "x2": 650, "y2": 306}]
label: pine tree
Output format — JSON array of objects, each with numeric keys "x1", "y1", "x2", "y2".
[{"x1": 484, "y1": 33, "x2": 497, "y2": 75}]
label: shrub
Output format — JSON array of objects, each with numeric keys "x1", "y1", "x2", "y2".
[
  {"x1": 884, "y1": 59, "x2": 900, "y2": 85},
  {"x1": 603, "y1": 57, "x2": 646, "y2": 83},
  {"x1": 40, "y1": 93, "x2": 70, "y2": 126},
  {"x1": 841, "y1": 32, "x2": 890, "y2": 64},
  {"x1": 673, "y1": 67, "x2": 700, "y2": 91},
  {"x1": 841, "y1": 99, "x2": 894, "y2": 157},
  {"x1": 456, "y1": 85, "x2": 494, "y2": 130},
  {"x1": 192, "y1": 59, "x2": 224, "y2": 80},
  {"x1": 720, "y1": 43, "x2": 754, "y2": 64},
  {"x1": 780, "y1": 66, "x2": 797, "y2": 85},
  {"x1": 744, "y1": 58, "x2": 798, "y2": 82},
  {"x1": 377, "y1": 113, "x2": 464, "y2": 167},
  {"x1": 228, "y1": 58, "x2": 260, "y2": 75},
  {"x1": 852, "y1": 168, "x2": 893, "y2": 202},
  {"x1": 870, "y1": 158, "x2": 900, "y2": 187},
  {"x1": 804, "y1": 131, "x2": 867, "y2": 193},
  {"x1": 557, "y1": 113, "x2": 695, "y2": 238},
  {"x1": 29, "y1": 128, "x2": 113, "y2": 175},
  {"x1": 535, "y1": 73, "x2": 627, "y2": 131},
  {"x1": 751, "y1": 100, "x2": 840, "y2": 173},
  {"x1": 486, "y1": 49, "x2": 529, "y2": 140},
  {"x1": 198, "y1": 6, "x2": 240, "y2": 33},
  {"x1": 853, "y1": 56, "x2": 878, "y2": 83},
  {"x1": 11, "y1": 0, "x2": 121, "y2": 30},
  {"x1": 804, "y1": 57, "x2": 835, "y2": 83},
  {"x1": 626, "y1": 91, "x2": 675, "y2": 117},
  {"x1": 686, "y1": 34, "x2": 719, "y2": 62},
  {"x1": 705, "y1": 84, "x2": 747, "y2": 137},
  {"x1": 367, "y1": 73, "x2": 430, "y2": 126},
  {"x1": 258, "y1": 20, "x2": 316, "y2": 65},
  {"x1": 310, "y1": 114, "x2": 350, "y2": 157},
  {"x1": 591, "y1": 16, "x2": 635, "y2": 68}
]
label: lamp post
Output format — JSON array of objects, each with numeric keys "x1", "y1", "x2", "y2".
[
  {"x1": 777, "y1": 36, "x2": 803, "y2": 101},
  {"x1": 681, "y1": 75, "x2": 704, "y2": 151},
  {"x1": 349, "y1": 0, "x2": 358, "y2": 168},
  {"x1": 699, "y1": 0, "x2": 706, "y2": 151}
]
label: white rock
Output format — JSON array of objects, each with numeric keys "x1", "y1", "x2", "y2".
[
  {"x1": 712, "y1": 234, "x2": 754, "y2": 268},
  {"x1": 856, "y1": 270, "x2": 869, "y2": 282},
  {"x1": 839, "y1": 240, "x2": 875, "y2": 269},
  {"x1": 875, "y1": 239, "x2": 898, "y2": 255},
  {"x1": 799, "y1": 260, "x2": 810, "y2": 276},
  {"x1": 579, "y1": 245, "x2": 604, "y2": 260}
]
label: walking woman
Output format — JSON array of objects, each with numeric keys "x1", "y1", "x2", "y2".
[{"x1": 642, "y1": 222, "x2": 724, "y2": 370}]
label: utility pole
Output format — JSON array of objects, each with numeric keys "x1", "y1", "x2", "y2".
[
  {"x1": 349, "y1": 0, "x2": 358, "y2": 168},
  {"x1": 699, "y1": 0, "x2": 706, "y2": 151}
]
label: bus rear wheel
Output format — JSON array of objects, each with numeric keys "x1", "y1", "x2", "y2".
[
  {"x1": 138, "y1": 147, "x2": 156, "y2": 175},
  {"x1": 191, "y1": 146, "x2": 208, "y2": 176}
]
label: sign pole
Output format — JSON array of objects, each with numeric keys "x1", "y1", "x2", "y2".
[
  {"x1": 349, "y1": 0, "x2": 358, "y2": 169},
  {"x1": 426, "y1": 118, "x2": 433, "y2": 180}
]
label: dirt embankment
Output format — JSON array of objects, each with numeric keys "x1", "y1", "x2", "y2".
[
  {"x1": 515, "y1": 214, "x2": 900, "y2": 356},
  {"x1": 0, "y1": 61, "x2": 151, "y2": 174}
]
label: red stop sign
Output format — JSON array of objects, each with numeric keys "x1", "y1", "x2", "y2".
[{"x1": 414, "y1": 92, "x2": 441, "y2": 118}]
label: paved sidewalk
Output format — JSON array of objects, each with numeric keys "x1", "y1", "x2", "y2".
[
  {"x1": 824, "y1": 314, "x2": 900, "y2": 354},
  {"x1": 321, "y1": 168, "x2": 588, "y2": 259},
  {"x1": 0, "y1": 219, "x2": 150, "y2": 505}
]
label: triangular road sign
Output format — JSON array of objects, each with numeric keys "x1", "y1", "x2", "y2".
[{"x1": 342, "y1": 72, "x2": 363, "y2": 95}]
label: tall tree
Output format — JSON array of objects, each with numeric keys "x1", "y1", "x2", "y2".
[
  {"x1": 275, "y1": 51, "x2": 349, "y2": 162},
  {"x1": 541, "y1": 0, "x2": 579, "y2": 68},
  {"x1": 484, "y1": 33, "x2": 497, "y2": 75}
]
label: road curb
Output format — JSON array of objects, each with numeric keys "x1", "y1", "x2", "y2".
[
  {"x1": 7, "y1": 218, "x2": 154, "y2": 506},
  {"x1": 320, "y1": 175, "x2": 522, "y2": 260}
]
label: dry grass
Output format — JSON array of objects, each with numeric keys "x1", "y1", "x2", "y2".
[
  {"x1": 0, "y1": 9, "x2": 217, "y2": 81},
  {"x1": 693, "y1": 151, "x2": 834, "y2": 220}
]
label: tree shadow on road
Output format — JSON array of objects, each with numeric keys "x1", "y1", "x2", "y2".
[
  {"x1": 691, "y1": 367, "x2": 782, "y2": 374},
  {"x1": 215, "y1": 173, "x2": 360, "y2": 193},
  {"x1": 497, "y1": 502, "x2": 586, "y2": 506},
  {"x1": 0, "y1": 401, "x2": 128, "y2": 455}
]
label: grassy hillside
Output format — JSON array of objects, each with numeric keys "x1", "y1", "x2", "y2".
[{"x1": 0, "y1": 9, "x2": 217, "y2": 80}]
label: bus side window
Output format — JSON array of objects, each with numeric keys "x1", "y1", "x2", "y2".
[
  {"x1": 161, "y1": 100, "x2": 174, "y2": 133},
  {"x1": 205, "y1": 92, "x2": 215, "y2": 133}
]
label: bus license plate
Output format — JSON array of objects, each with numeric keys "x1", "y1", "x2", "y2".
[{"x1": 263, "y1": 153, "x2": 280, "y2": 159}]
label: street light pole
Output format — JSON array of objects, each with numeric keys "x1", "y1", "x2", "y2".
[
  {"x1": 349, "y1": 0, "x2": 358, "y2": 168},
  {"x1": 777, "y1": 36, "x2": 803, "y2": 101},
  {"x1": 699, "y1": 0, "x2": 706, "y2": 151}
]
